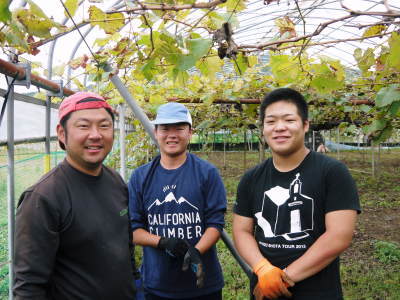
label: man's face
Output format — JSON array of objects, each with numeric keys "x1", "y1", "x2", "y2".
[
  {"x1": 262, "y1": 101, "x2": 309, "y2": 157},
  {"x1": 155, "y1": 123, "x2": 192, "y2": 158},
  {"x1": 57, "y1": 108, "x2": 114, "y2": 175}
]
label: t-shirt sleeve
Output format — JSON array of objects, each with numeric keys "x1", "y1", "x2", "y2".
[
  {"x1": 233, "y1": 171, "x2": 254, "y2": 217},
  {"x1": 14, "y1": 191, "x2": 60, "y2": 298},
  {"x1": 203, "y1": 167, "x2": 227, "y2": 232},
  {"x1": 128, "y1": 170, "x2": 147, "y2": 231},
  {"x1": 325, "y1": 161, "x2": 361, "y2": 213}
]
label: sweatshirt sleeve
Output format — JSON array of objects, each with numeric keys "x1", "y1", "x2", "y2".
[
  {"x1": 203, "y1": 167, "x2": 227, "y2": 232},
  {"x1": 13, "y1": 191, "x2": 60, "y2": 299}
]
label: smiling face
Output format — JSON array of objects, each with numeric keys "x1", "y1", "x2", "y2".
[
  {"x1": 57, "y1": 108, "x2": 114, "y2": 175},
  {"x1": 262, "y1": 100, "x2": 309, "y2": 158},
  {"x1": 155, "y1": 123, "x2": 192, "y2": 159}
]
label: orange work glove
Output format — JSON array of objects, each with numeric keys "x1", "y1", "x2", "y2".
[
  {"x1": 253, "y1": 283, "x2": 264, "y2": 300},
  {"x1": 253, "y1": 258, "x2": 294, "y2": 299}
]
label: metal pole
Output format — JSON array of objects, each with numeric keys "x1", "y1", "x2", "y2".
[
  {"x1": 119, "y1": 104, "x2": 126, "y2": 181},
  {"x1": 0, "y1": 59, "x2": 75, "y2": 96},
  {"x1": 312, "y1": 130, "x2": 315, "y2": 151},
  {"x1": 44, "y1": 96, "x2": 51, "y2": 173},
  {"x1": 45, "y1": 27, "x2": 59, "y2": 174},
  {"x1": 223, "y1": 129, "x2": 226, "y2": 170},
  {"x1": 221, "y1": 231, "x2": 252, "y2": 278},
  {"x1": 6, "y1": 80, "x2": 15, "y2": 300},
  {"x1": 104, "y1": 64, "x2": 157, "y2": 145},
  {"x1": 336, "y1": 127, "x2": 340, "y2": 160},
  {"x1": 371, "y1": 144, "x2": 375, "y2": 178},
  {"x1": 66, "y1": 27, "x2": 93, "y2": 88}
]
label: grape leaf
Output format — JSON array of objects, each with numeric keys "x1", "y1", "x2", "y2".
[
  {"x1": 89, "y1": 6, "x2": 124, "y2": 34},
  {"x1": 0, "y1": 0, "x2": 11, "y2": 23},
  {"x1": 64, "y1": 0, "x2": 79, "y2": 18},
  {"x1": 375, "y1": 85, "x2": 400, "y2": 107}
]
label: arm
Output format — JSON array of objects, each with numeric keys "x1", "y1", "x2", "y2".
[
  {"x1": 14, "y1": 191, "x2": 59, "y2": 299},
  {"x1": 285, "y1": 209, "x2": 357, "y2": 282},
  {"x1": 128, "y1": 171, "x2": 160, "y2": 247},
  {"x1": 132, "y1": 228, "x2": 161, "y2": 248},
  {"x1": 232, "y1": 214, "x2": 264, "y2": 268},
  {"x1": 198, "y1": 166, "x2": 227, "y2": 253},
  {"x1": 195, "y1": 227, "x2": 221, "y2": 254},
  {"x1": 233, "y1": 214, "x2": 294, "y2": 299}
]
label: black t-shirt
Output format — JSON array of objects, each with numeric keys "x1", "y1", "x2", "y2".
[
  {"x1": 14, "y1": 160, "x2": 136, "y2": 300},
  {"x1": 234, "y1": 151, "x2": 360, "y2": 299}
]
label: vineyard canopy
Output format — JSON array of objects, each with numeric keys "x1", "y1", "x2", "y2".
[{"x1": 1, "y1": 0, "x2": 400, "y2": 142}]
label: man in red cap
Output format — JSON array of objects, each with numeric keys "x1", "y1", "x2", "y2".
[{"x1": 13, "y1": 92, "x2": 137, "y2": 299}]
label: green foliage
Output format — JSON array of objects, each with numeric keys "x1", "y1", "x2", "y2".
[
  {"x1": 386, "y1": 32, "x2": 400, "y2": 70},
  {"x1": 362, "y1": 24, "x2": 386, "y2": 38},
  {"x1": 0, "y1": 265, "x2": 9, "y2": 299},
  {"x1": 0, "y1": 2, "x2": 399, "y2": 142},
  {"x1": 354, "y1": 48, "x2": 375, "y2": 74},
  {"x1": 375, "y1": 85, "x2": 400, "y2": 108},
  {"x1": 0, "y1": 0, "x2": 11, "y2": 23},
  {"x1": 64, "y1": 0, "x2": 78, "y2": 18},
  {"x1": 341, "y1": 262, "x2": 400, "y2": 300},
  {"x1": 89, "y1": 6, "x2": 125, "y2": 34},
  {"x1": 374, "y1": 241, "x2": 400, "y2": 264}
]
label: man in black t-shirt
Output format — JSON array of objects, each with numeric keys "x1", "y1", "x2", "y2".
[
  {"x1": 13, "y1": 92, "x2": 136, "y2": 299},
  {"x1": 232, "y1": 88, "x2": 360, "y2": 300}
]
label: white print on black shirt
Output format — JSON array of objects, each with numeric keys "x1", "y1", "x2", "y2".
[
  {"x1": 147, "y1": 186, "x2": 202, "y2": 239},
  {"x1": 259, "y1": 242, "x2": 307, "y2": 249},
  {"x1": 255, "y1": 173, "x2": 314, "y2": 241}
]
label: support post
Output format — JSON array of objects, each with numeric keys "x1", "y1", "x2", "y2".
[
  {"x1": 6, "y1": 80, "x2": 15, "y2": 300},
  {"x1": 103, "y1": 64, "x2": 156, "y2": 145},
  {"x1": 371, "y1": 144, "x2": 375, "y2": 178},
  {"x1": 119, "y1": 103, "x2": 126, "y2": 181},
  {"x1": 336, "y1": 127, "x2": 340, "y2": 160},
  {"x1": 223, "y1": 129, "x2": 226, "y2": 170},
  {"x1": 44, "y1": 95, "x2": 51, "y2": 173},
  {"x1": 312, "y1": 130, "x2": 316, "y2": 151},
  {"x1": 243, "y1": 130, "x2": 247, "y2": 171}
]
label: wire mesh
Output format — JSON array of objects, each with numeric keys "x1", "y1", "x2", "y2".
[{"x1": 0, "y1": 141, "x2": 65, "y2": 299}]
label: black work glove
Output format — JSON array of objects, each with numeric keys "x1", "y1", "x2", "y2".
[
  {"x1": 157, "y1": 237, "x2": 188, "y2": 258},
  {"x1": 182, "y1": 244, "x2": 204, "y2": 288}
]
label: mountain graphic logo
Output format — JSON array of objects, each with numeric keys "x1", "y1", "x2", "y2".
[{"x1": 148, "y1": 192, "x2": 199, "y2": 211}]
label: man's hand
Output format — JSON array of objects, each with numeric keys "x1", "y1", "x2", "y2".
[
  {"x1": 182, "y1": 244, "x2": 204, "y2": 288},
  {"x1": 157, "y1": 237, "x2": 188, "y2": 258},
  {"x1": 253, "y1": 258, "x2": 294, "y2": 299}
]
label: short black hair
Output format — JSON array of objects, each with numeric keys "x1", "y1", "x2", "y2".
[
  {"x1": 58, "y1": 107, "x2": 115, "y2": 150},
  {"x1": 154, "y1": 122, "x2": 191, "y2": 130},
  {"x1": 259, "y1": 88, "x2": 308, "y2": 125}
]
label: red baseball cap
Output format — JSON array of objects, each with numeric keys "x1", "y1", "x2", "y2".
[
  {"x1": 58, "y1": 91, "x2": 113, "y2": 150},
  {"x1": 58, "y1": 91, "x2": 113, "y2": 123}
]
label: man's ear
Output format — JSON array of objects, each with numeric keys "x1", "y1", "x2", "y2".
[
  {"x1": 304, "y1": 120, "x2": 310, "y2": 132},
  {"x1": 57, "y1": 124, "x2": 66, "y2": 146}
]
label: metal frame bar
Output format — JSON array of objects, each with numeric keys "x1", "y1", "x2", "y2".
[
  {"x1": 6, "y1": 78, "x2": 15, "y2": 300},
  {"x1": 0, "y1": 136, "x2": 58, "y2": 147},
  {"x1": 0, "y1": 88, "x2": 59, "y2": 109},
  {"x1": 118, "y1": 103, "x2": 126, "y2": 181}
]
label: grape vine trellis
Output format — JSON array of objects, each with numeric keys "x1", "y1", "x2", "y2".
[{"x1": 1, "y1": 0, "x2": 400, "y2": 145}]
